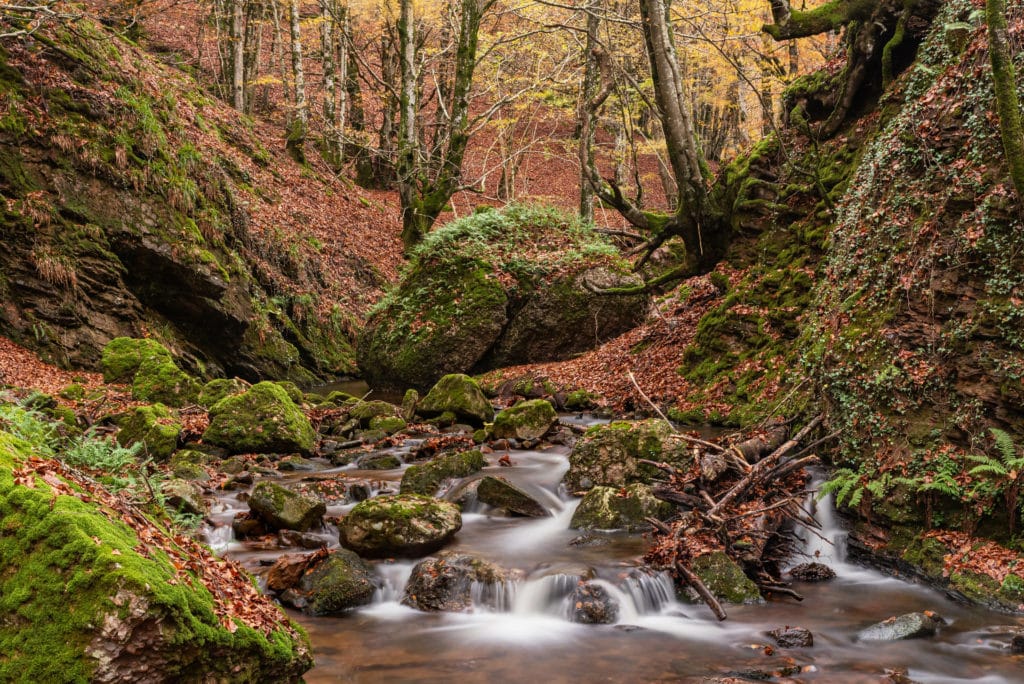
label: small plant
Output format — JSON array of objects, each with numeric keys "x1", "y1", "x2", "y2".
[
  {"x1": 820, "y1": 467, "x2": 866, "y2": 507},
  {"x1": 968, "y1": 428, "x2": 1024, "y2": 535},
  {"x1": 0, "y1": 405, "x2": 58, "y2": 454}
]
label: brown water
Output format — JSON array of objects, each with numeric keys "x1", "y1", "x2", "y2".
[{"x1": 209, "y1": 447, "x2": 1024, "y2": 683}]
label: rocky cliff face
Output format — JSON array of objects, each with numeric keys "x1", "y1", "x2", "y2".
[{"x1": 0, "y1": 19, "x2": 385, "y2": 383}]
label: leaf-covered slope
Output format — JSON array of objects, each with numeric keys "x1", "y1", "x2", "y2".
[{"x1": 0, "y1": 16, "x2": 401, "y2": 383}]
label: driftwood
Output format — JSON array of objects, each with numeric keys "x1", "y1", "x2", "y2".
[{"x1": 730, "y1": 424, "x2": 789, "y2": 464}]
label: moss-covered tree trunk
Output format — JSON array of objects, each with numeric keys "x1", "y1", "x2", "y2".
[{"x1": 987, "y1": 0, "x2": 1024, "y2": 200}]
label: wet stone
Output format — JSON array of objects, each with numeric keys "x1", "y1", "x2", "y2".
[
  {"x1": 857, "y1": 611, "x2": 946, "y2": 642},
  {"x1": 788, "y1": 562, "x2": 836, "y2": 582},
  {"x1": 767, "y1": 626, "x2": 814, "y2": 648}
]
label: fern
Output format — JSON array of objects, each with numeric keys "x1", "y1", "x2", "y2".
[
  {"x1": 992, "y1": 428, "x2": 1018, "y2": 463},
  {"x1": 820, "y1": 468, "x2": 863, "y2": 507}
]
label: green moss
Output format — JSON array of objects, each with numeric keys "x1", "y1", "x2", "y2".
[
  {"x1": 131, "y1": 356, "x2": 200, "y2": 407},
  {"x1": 899, "y1": 535, "x2": 948, "y2": 578},
  {"x1": 418, "y1": 374, "x2": 494, "y2": 425},
  {"x1": 203, "y1": 382, "x2": 316, "y2": 455},
  {"x1": 569, "y1": 483, "x2": 673, "y2": 531},
  {"x1": 116, "y1": 403, "x2": 180, "y2": 460},
  {"x1": 58, "y1": 384, "x2": 86, "y2": 402},
  {"x1": 490, "y1": 399, "x2": 557, "y2": 440},
  {"x1": 400, "y1": 450, "x2": 486, "y2": 496},
  {"x1": 690, "y1": 551, "x2": 762, "y2": 604},
  {"x1": 368, "y1": 415, "x2": 406, "y2": 435},
  {"x1": 197, "y1": 378, "x2": 248, "y2": 408},
  {"x1": 100, "y1": 337, "x2": 173, "y2": 384}
]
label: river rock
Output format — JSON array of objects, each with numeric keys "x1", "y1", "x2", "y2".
[
  {"x1": 116, "y1": 403, "x2": 180, "y2": 460},
  {"x1": 690, "y1": 551, "x2": 762, "y2": 604},
  {"x1": 569, "y1": 483, "x2": 672, "y2": 531},
  {"x1": 160, "y1": 478, "x2": 207, "y2": 516},
  {"x1": 356, "y1": 452, "x2": 403, "y2": 470},
  {"x1": 248, "y1": 481, "x2": 326, "y2": 532},
  {"x1": 198, "y1": 377, "x2": 250, "y2": 408},
  {"x1": 131, "y1": 355, "x2": 201, "y2": 407},
  {"x1": 857, "y1": 611, "x2": 946, "y2": 641},
  {"x1": 349, "y1": 400, "x2": 402, "y2": 426},
  {"x1": 100, "y1": 337, "x2": 173, "y2": 383},
  {"x1": 564, "y1": 419, "x2": 691, "y2": 491},
  {"x1": 788, "y1": 562, "x2": 836, "y2": 582},
  {"x1": 569, "y1": 582, "x2": 619, "y2": 624},
  {"x1": 339, "y1": 494, "x2": 462, "y2": 558},
  {"x1": 490, "y1": 399, "x2": 557, "y2": 441},
  {"x1": 768, "y1": 626, "x2": 814, "y2": 648},
  {"x1": 417, "y1": 374, "x2": 494, "y2": 425},
  {"x1": 476, "y1": 476, "x2": 549, "y2": 517},
  {"x1": 401, "y1": 552, "x2": 517, "y2": 612},
  {"x1": 203, "y1": 381, "x2": 316, "y2": 456},
  {"x1": 275, "y1": 549, "x2": 379, "y2": 615},
  {"x1": 400, "y1": 449, "x2": 486, "y2": 496}
]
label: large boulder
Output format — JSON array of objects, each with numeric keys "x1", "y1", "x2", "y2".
[
  {"x1": 569, "y1": 483, "x2": 673, "y2": 531},
  {"x1": 271, "y1": 549, "x2": 379, "y2": 616},
  {"x1": 197, "y1": 378, "x2": 249, "y2": 408},
  {"x1": 131, "y1": 355, "x2": 201, "y2": 407},
  {"x1": 248, "y1": 482, "x2": 326, "y2": 532},
  {"x1": 0, "y1": 432, "x2": 312, "y2": 681},
  {"x1": 101, "y1": 337, "x2": 173, "y2": 383},
  {"x1": 564, "y1": 419, "x2": 691, "y2": 491},
  {"x1": 490, "y1": 399, "x2": 557, "y2": 441},
  {"x1": 690, "y1": 551, "x2": 762, "y2": 604},
  {"x1": 417, "y1": 374, "x2": 494, "y2": 425},
  {"x1": 400, "y1": 450, "x2": 487, "y2": 496},
  {"x1": 476, "y1": 476, "x2": 549, "y2": 517},
  {"x1": 401, "y1": 552, "x2": 517, "y2": 612},
  {"x1": 339, "y1": 494, "x2": 462, "y2": 558},
  {"x1": 357, "y1": 205, "x2": 648, "y2": 392},
  {"x1": 203, "y1": 382, "x2": 316, "y2": 455},
  {"x1": 116, "y1": 403, "x2": 180, "y2": 460}
]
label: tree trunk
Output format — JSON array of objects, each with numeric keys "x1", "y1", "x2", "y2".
[
  {"x1": 397, "y1": 0, "x2": 420, "y2": 248},
  {"x1": 231, "y1": 0, "x2": 245, "y2": 110},
  {"x1": 987, "y1": 0, "x2": 1024, "y2": 199},
  {"x1": 578, "y1": 4, "x2": 600, "y2": 223},
  {"x1": 287, "y1": 0, "x2": 308, "y2": 160}
]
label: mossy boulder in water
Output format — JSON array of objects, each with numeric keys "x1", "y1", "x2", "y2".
[
  {"x1": 476, "y1": 476, "x2": 549, "y2": 517},
  {"x1": 131, "y1": 356, "x2": 200, "y2": 407},
  {"x1": 339, "y1": 494, "x2": 462, "y2": 558},
  {"x1": 569, "y1": 483, "x2": 672, "y2": 531},
  {"x1": 857, "y1": 611, "x2": 946, "y2": 641},
  {"x1": 490, "y1": 399, "x2": 557, "y2": 441},
  {"x1": 273, "y1": 549, "x2": 379, "y2": 616},
  {"x1": 690, "y1": 551, "x2": 762, "y2": 604},
  {"x1": 357, "y1": 205, "x2": 648, "y2": 392},
  {"x1": 400, "y1": 449, "x2": 486, "y2": 496},
  {"x1": 100, "y1": 337, "x2": 173, "y2": 383},
  {"x1": 402, "y1": 552, "x2": 517, "y2": 612},
  {"x1": 248, "y1": 481, "x2": 325, "y2": 532},
  {"x1": 116, "y1": 403, "x2": 181, "y2": 460},
  {"x1": 0, "y1": 433, "x2": 312, "y2": 681},
  {"x1": 349, "y1": 400, "x2": 402, "y2": 426},
  {"x1": 203, "y1": 382, "x2": 316, "y2": 455},
  {"x1": 564, "y1": 419, "x2": 690, "y2": 491},
  {"x1": 197, "y1": 378, "x2": 249, "y2": 408},
  {"x1": 417, "y1": 374, "x2": 494, "y2": 425}
]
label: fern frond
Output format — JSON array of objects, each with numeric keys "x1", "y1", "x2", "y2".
[
  {"x1": 991, "y1": 428, "x2": 1017, "y2": 462},
  {"x1": 970, "y1": 463, "x2": 1009, "y2": 477}
]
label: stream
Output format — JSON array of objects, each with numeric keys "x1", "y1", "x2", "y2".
[{"x1": 206, "y1": 438, "x2": 1024, "y2": 682}]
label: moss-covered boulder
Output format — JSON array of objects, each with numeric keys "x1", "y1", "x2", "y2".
[
  {"x1": 248, "y1": 482, "x2": 325, "y2": 532},
  {"x1": 564, "y1": 419, "x2": 690, "y2": 491},
  {"x1": 349, "y1": 400, "x2": 402, "y2": 426},
  {"x1": 100, "y1": 337, "x2": 174, "y2": 384},
  {"x1": 399, "y1": 450, "x2": 487, "y2": 496},
  {"x1": 339, "y1": 494, "x2": 462, "y2": 558},
  {"x1": 116, "y1": 403, "x2": 180, "y2": 460},
  {"x1": 476, "y1": 476, "x2": 549, "y2": 517},
  {"x1": 490, "y1": 399, "x2": 557, "y2": 441},
  {"x1": 161, "y1": 478, "x2": 207, "y2": 516},
  {"x1": 857, "y1": 611, "x2": 946, "y2": 641},
  {"x1": 418, "y1": 374, "x2": 494, "y2": 425},
  {"x1": 690, "y1": 551, "x2": 762, "y2": 604},
  {"x1": 203, "y1": 382, "x2": 316, "y2": 455},
  {"x1": 274, "y1": 549, "x2": 379, "y2": 616},
  {"x1": 131, "y1": 356, "x2": 201, "y2": 407},
  {"x1": 369, "y1": 415, "x2": 407, "y2": 435},
  {"x1": 357, "y1": 205, "x2": 647, "y2": 392},
  {"x1": 569, "y1": 484, "x2": 673, "y2": 531},
  {"x1": 0, "y1": 433, "x2": 311, "y2": 681},
  {"x1": 197, "y1": 378, "x2": 249, "y2": 408},
  {"x1": 401, "y1": 552, "x2": 517, "y2": 612}
]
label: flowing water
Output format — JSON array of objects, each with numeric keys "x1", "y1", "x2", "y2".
[{"x1": 208, "y1": 447, "x2": 1024, "y2": 683}]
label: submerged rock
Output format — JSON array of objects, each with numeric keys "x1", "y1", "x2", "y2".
[
  {"x1": 400, "y1": 449, "x2": 486, "y2": 496},
  {"x1": 788, "y1": 562, "x2": 836, "y2": 582},
  {"x1": 768, "y1": 626, "x2": 814, "y2": 648},
  {"x1": 402, "y1": 552, "x2": 517, "y2": 612},
  {"x1": 569, "y1": 483, "x2": 672, "y2": 531},
  {"x1": 274, "y1": 549, "x2": 379, "y2": 616},
  {"x1": 857, "y1": 611, "x2": 946, "y2": 641},
  {"x1": 490, "y1": 399, "x2": 557, "y2": 441},
  {"x1": 339, "y1": 494, "x2": 462, "y2": 558},
  {"x1": 417, "y1": 374, "x2": 494, "y2": 425},
  {"x1": 248, "y1": 482, "x2": 326, "y2": 532},
  {"x1": 569, "y1": 582, "x2": 619, "y2": 624},
  {"x1": 564, "y1": 419, "x2": 690, "y2": 491},
  {"x1": 203, "y1": 382, "x2": 316, "y2": 456},
  {"x1": 116, "y1": 403, "x2": 180, "y2": 460},
  {"x1": 476, "y1": 475, "x2": 549, "y2": 517}
]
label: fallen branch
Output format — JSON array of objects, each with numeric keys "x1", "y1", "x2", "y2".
[
  {"x1": 627, "y1": 371, "x2": 677, "y2": 431},
  {"x1": 676, "y1": 561, "x2": 727, "y2": 620},
  {"x1": 645, "y1": 515, "x2": 673, "y2": 535}
]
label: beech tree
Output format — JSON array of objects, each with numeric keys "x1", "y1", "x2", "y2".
[{"x1": 986, "y1": 0, "x2": 1024, "y2": 198}]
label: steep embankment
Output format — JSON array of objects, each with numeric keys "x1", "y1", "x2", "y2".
[{"x1": 0, "y1": 17, "x2": 401, "y2": 383}]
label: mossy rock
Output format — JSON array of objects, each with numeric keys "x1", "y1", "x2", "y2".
[
  {"x1": 116, "y1": 403, "x2": 180, "y2": 460},
  {"x1": 356, "y1": 452, "x2": 403, "y2": 470},
  {"x1": 0, "y1": 432, "x2": 312, "y2": 681},
  {"x1": 401, "y1": 389, "x2": 419, "y2": 421},
  {"x1": 401, "y1": 552, "x2": 517, "y2": 612},
  {"x1": 564, "y1": 389, "x2": 598, "y2": 410},
  {"x1": 490, "y1": 399, "x2": 557, "y2": 441},
  {"x1": 564, "y1": 419, "x2": 690, "y2": 491},
  {"x1": 400, "y1": 450, "x2": 486, "y2": 496},
  {"x1": 20, "y1": 391, "x2": 56, "y2": 411},
  {"x1": 248, "y1": 481, "x2": 325, "y2": 532},
  {"x1": 161, "y1": 478, "x2": 207, "y2": 516},
  {"x1": 131, "y1": 356, "x2": 200, "y2": 407},
  {"x1": 58, "y1": 383, "x2": 86, "y2": 402},
  {"x1": 476, "y1": 476, "x2": 549, "y2": 517},
  {"x1": 368, "y1": 415, "x2": 407, "y2": 435},
  {"x1": 569, "y1": 484, "x2": 673, "y2": 531},
  {"x1": 100, "y1": 337, "x2": 173, "y2": 383},
  {"x1": 278, "y1": 549, "x2": 379, "y2": 616},
  {"x1": 690, "y1": 551, "x2": 762, "y2": 604},
  {"x1": 203, "y1": 382, "x2": 316, "y2": 456},
  {"x1": 273, "y1": 381, "x2": 306, "y2": 406},
  {"x1": 197, "y1": 378, "x2": 249, "y2": 408},
  {"x1": 339, "y1": 494, "x2": 462, "y2": 558},
  {"x1": 349, "y1": 400, "x2": 401, "y2": 426},
  {"x1": 418, "y1": 374, "x2": 494, "y2": 426}
]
